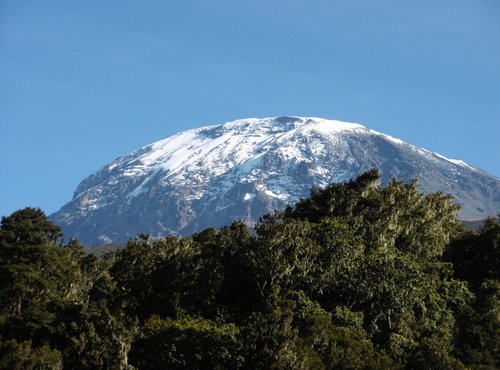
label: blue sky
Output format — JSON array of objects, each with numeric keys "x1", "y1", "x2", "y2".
[{"x1": 1, "y1": 0, "x2": 499, "y2": 217}]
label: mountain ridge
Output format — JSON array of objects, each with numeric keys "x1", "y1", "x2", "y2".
[{"x1": 50, "y1": 116, "x2": 500, "y2": 245}]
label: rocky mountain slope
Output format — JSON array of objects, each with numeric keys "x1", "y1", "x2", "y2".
[{"x1": 50, "y1": 116, "x2": 500, "y2": 245}]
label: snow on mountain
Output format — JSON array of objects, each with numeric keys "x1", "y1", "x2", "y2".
[{"x1": 50, "y1": 116, "x2": 500, "y2": 245}]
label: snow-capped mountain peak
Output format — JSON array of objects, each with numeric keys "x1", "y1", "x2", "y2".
[{"x1": 51, "y1": 116, "x2": 499, "y2": 245}]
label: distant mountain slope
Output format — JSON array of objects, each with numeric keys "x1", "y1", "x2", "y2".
[{"x1": 50, "y1": 116, "x2": 500, "y2": 245}]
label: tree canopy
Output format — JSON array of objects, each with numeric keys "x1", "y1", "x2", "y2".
[{"x1": 0, "y1": 171, "x2": 498, "y2": 369}]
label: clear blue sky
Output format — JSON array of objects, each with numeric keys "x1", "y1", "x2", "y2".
[{"x1": 1, "y1": 0, "x2": 499, "y2": 217}]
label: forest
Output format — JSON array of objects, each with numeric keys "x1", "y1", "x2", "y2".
[{"x1": 0, "y1": 170, "x2": 498, "y2": 369}]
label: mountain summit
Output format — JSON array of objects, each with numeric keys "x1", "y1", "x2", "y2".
[{"x1": 51, "y1": 116, "x2": 500, "y2": 245}]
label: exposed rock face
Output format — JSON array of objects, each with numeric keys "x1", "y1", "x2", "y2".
[{"x1": 50, "y1": 116, "x2": 500, "y2": 245}]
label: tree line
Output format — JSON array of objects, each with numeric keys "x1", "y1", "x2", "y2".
[{"x1": 0, "y1": 170, "x2": 498, "y2": 369}]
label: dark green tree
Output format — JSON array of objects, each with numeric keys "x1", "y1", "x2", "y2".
[
  {"x1": 130, "y1": 314, "x2": 241, "y2": 369},
  {"x1": 445, "y1": 217, "x2": 499, "y2": 291},
  {"x1": 0, "y1": 207, "x2": 62, "y2": 246}
]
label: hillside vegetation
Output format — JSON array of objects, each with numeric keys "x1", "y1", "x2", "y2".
[{"x1": 1, "y1": 170, "x2": 498, "y2": 369}]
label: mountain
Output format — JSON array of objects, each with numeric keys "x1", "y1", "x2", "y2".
[{"x1": 50, "y1": 116, "x2": 500, "y2": 245}]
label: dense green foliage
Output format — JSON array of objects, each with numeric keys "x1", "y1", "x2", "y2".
[{"x1": 0, "y1": 171, "x2": 498, "y2": 369}]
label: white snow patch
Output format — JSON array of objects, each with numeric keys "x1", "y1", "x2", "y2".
[
  {"x1": 114, "y1": 116, "x2": 373, "y2": 185},
  {"x1": 127, "y1": 185, "x2": 148, "y2": 199},
  {"x1": 243, "y1": 193, "x2": 256, "y2": 201},
  {"x1": 370, "y1": 130, "x2": 405, "y2": 146},
  {"x1": 98, "y1": 234, "x2": 113, "y2": 244},
  {"x1": 310, "y1": 118, "x2": 366, "y2": 133},
  {"x1": 434, "y1": 153, "x2": 478, "y2": 172},
  {"x1": 263, "y1": 188, "x2": 288, "y2": 200}
]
